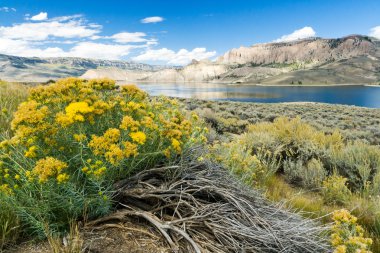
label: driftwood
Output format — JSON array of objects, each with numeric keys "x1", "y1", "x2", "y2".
[{"x1": 86, "y1": 160, "x2": 331, "y2": 253}]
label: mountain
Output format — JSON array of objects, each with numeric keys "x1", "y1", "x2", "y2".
[
  {"x1": 83, "y1": 35, "x2": 380, "y2": 85},
  {"x1": 0, "y1": 54, "x2": 170, "y2": 82},
  {"x1": 214, "y1": 35, "x2": 380, "y2": 84},
  {"x1": 1, "y1": 35, "x2": 380, "y2": 84}
]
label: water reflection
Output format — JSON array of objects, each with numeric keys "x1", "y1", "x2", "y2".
[{"x1": 121, "y1": 82, "x2": 380, "y2": 108}]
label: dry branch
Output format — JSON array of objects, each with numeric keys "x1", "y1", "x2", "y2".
[{"x1": 87, "y1": 159, "x2": 331, "y2": 253}]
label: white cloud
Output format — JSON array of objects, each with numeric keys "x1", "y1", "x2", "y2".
[
  {"x1": 0, "y1": 38, "x2": 66, "y2": 57},
  {"x1": 141, "y1": 16, "x2": 164, "y2": 24},
  {"x1": 110, "y1": 32, "x2": 148, "y2": 43},
  {"x1": 0, "y1": 38, "x2": 140, "y2": 59},
  {"x1": 133, "y1": 47, "x2": 216, "y2": 65},
  {"x1": 0, "y1": 15, "x2": 128, "y2": 59},
  {"x1": 369, "y1": 26, "x2": 380, "y2": 39},
  {"x1": 30, "y1": 12, "x2": 48, "y2": 21},
  {"x1": 68, "y1": 42, "x2": 138, "y2": 60},
  {"x1": 0, "y1": 13, "x2": 216, "y2": 63},
  {"x1": 0, "y1": 7, "x2": 16, "y2": 12},
  {"x1": 0, "y1": 19, "x2": 101, "y2": 41},
  {"x1": 274, "y1": 26, "x2": 316, "y2": 42}
]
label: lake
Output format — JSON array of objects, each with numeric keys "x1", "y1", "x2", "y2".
[{"x1": 135, "y1": 83, "x2": 380, "y2": 108}]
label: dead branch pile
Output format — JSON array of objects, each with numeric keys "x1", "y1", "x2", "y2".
[{"x1": 86, "y1": 160, "x2": 331, "y2": 253}]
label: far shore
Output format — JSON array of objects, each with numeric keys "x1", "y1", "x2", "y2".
[{"x1": 5, "y1": 79, "x2": 379, "y2": 88}]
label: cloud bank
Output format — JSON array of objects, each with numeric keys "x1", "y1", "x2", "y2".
[
  {"x1": 369, "y1": 26, "x2": 380, "y2": 39},
  {"x1": 274, "y1": 26, "x2": 316, "y2": 42},
  {"x1": 133, "y1": 48, "x2": 216, "y2": 65},
  {"x1": 0, "y1": 12, "x2": 215, "y2": 65}
]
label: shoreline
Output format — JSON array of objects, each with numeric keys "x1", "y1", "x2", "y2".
[
  {"x1": 6, "y1": 79, "x2": 376, "y2": 88},
  {"x1": 179, "y1": 97, "x2": 380, "y2": 110},
  {"x1": 364, "y1": 84, "x2": 380, "y2": 87},
  {"x1": 128, "y1": 80, "x2": 372, "y2": 87},
  {"x1": 253, "y1": 83, "x2": 365, "y2": 87}
]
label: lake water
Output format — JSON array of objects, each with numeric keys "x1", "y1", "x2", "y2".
[{"x1": 136, "y1": 83, "x2": 380, "y2": 108}]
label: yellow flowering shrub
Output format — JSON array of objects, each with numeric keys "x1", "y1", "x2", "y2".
[
  {"x1": 210, "y1": 139, "x2": 274, "y2": 186},
  {"x1": 0, "y1": 78, "x2": 206, "y2": 237},
  {"x1": 331, "y1": 209, "x2": 372, "y2": 253},
  {"x1": 322, "y1": 174, "x2": 351, "y2": 205}
]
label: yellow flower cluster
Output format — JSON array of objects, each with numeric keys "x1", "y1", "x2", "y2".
[
  {"x1": 12, "y1": 100, "x2": 49, "y2": 128},
  {"x1": 331, "y1": 209, "x2": 372, "y2": 253},
  {"x1": 171, "y1": 138, "x2": 181, "y2": 154},
  {"x1": 81, "y1": 160, "x2": 107, "y2": 178},
  {"x1": 32, "y1": 157, "x2": 69, "y2": 183},
  {"x1": 0, "y1": 183, "x2": 12, "y2": 195},
  {"x1": 0, "y1": 162, "x2": 19, "y2": 195},
  {"x1": 119, "y1": 115, "x2": 140, "y2": 131},
  {"x1": 121, "y1": 84, "x2": 147, "y2": 100},
  {"x1": 24, "y1": 145, "x2": 37, "y2": 158},
  {"x1": 123, "y1": 141, "x2": 138, "y2": 158},
  {"x1": 56, "y1": 101, "x2": 94, "y2": 127},
  {"x1": 11, "y1": 100, "x2": 50, "y2": 138},
  {"x1": 105, "y1": 144, "x2": 124, "y2": 166},
  {"x1": 129, "y1": 131, "x2": 146, "y2": 145},
  {"x1": 73, "y1": 134, "x2": 87, "y2": 142}
]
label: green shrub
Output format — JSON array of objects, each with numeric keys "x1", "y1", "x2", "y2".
[
  {"x1": 0, "y1": 78, "x2": 206, "y2": 238},
  {"x1": 210, "y1": 140, "x2": 277, "y2": 186},
  {"x1": 245, "y1": 117, "x2": 343, "y2": 164},
  {"x1": 329, "y1": 141, "x2": 380, "y2": 191},
  {"x1": 283, "y1": 159, "x2": 304, "y2": 185},
  {"x1": 238, "y1": 117, "x2": 380, "y2": 194},
  {"x1": 370, "y1": 172, "x2": 380, "y2": 196},
  {"x1": 284, "y1": 158, "x2": 326, "y2": 189}
]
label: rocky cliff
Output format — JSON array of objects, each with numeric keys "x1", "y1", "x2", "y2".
[{"x1": 217, "y1": 35, "x2": 377, "y2": 65}]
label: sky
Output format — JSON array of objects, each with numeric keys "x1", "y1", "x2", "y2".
[{"x1": 0, "y1": 0, "x2": 379, "y2": 65}]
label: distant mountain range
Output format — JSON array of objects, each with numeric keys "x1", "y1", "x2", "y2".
[
  {"x1": 0, "y1": 54, "x2": 172, "y2": 82},
  {"x1": 1, "y1": 35, "x2": 380, "y2": 84}
]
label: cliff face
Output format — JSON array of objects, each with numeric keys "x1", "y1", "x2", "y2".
[{"x1": 217, "y1": 36, "x2": 376, "y2": 65}]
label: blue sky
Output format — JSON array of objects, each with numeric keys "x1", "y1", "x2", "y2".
[{"x1": 0, "y1": 0, "x2": 379, "y2": 65}]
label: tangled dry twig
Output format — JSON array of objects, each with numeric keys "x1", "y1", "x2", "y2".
[{"x1": 86, "y1": 160, "x2": 331, "y2": 253}]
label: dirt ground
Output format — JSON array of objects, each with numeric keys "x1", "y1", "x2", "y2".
[{"x1": 5, "y1": 220, "x2": 171, "y2": 253}]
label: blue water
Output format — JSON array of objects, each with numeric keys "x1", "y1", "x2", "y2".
[{"x1": 136, "y1": 83, "x2": 380, "y2": 108}]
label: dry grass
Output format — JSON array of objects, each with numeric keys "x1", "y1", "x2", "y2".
[{"x1": 0, "y1": 82, "x2": 29, "y2": 138}]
